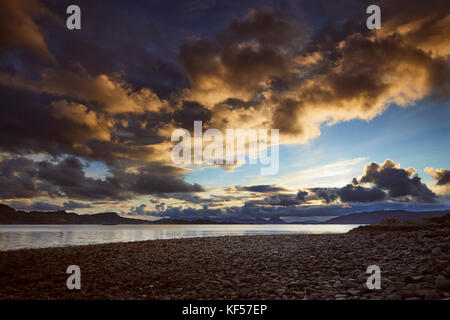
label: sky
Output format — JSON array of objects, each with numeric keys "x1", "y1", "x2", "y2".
[{"x1": 0, "y1": 0, "x2": 449, "y2": 222}]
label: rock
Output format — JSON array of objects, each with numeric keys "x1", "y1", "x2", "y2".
[
  {"x1": 387, "y1": 293, "x2": 401, "y2": 300},
  {"x1": 347, "y1": 289, "x2": 361, "y2": 295},
  {"x1": 431, "y1": 247, "x2": 441, "y2": 256},
  {"x1": 309, "y1": 293, "x2": 320, "y2": 300},
  {"x1": 424, "y1": 291, "x2": 440, "y2": 300},
  {"x1": 415, "y1": 289, "x2": 432, "y2": 297},
  {"x1": 390, "y1": 282, "x2": 404, "y2": 290},
  {"x1": 411, "y1": 275, "x2": 424, "y2": 282},
  {"x1": 2, "y1": 220, "x2": 449, "y2": 300},
  {"x1": 385, "y1": 285, "x2": 397, "y2": 294},
  {"x1": 398, "y1": 289, "x2": 414, "y2": 299},
  {"x1": 275, "y1": 288, "x2": 286, "y2": 296},
  {"x1": 435, "y1": 275, "x2": 448, "y2": 289},
  {"x1": 343, "y1": 279, "x2": 356, "y2": 289},
  {"x1": 238, "y1": 287, "x2": 249, "y2": 298},
  {"x1": 405, "y1": 284, "x2": 420, "y2": 292}
]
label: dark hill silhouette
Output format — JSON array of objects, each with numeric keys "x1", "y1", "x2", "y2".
[
  {"x1": 324, "y1": 210, "x2": 449, "y2": 224},
  {"x1": 0, "y1": 204, "x2": 150, "y2": 224}
]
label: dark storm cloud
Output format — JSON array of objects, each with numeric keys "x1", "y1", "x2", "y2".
[
  {"x1": 172, "y1": 101, "x2": 212, "y2": 131},
  {"x1": 20, "y1": 0, "x2": 190, "y2": 96},
  {"x1": 296, "y1": 190, "x2": 308, "y2": 202},
  {"x1": 218, "y1": 7, "x2": 303, "y2": 47},
  {"x1": 245, "y1": 194, "x2": 303, "y2": 207},
  {"x1": 304, "y1": 160, "x2": 436, "y2": 203},
  {"x1": 308, "y1": 188, "x2": 339, "y2": 203},
  {"x1": 0, "y1": 84, "x2": 176, "y2": 165},
  {"x1": 112, "y1": 164, "x2": 204, "y2": 196},
  {"x1": 0, "y1": 156, "x2": 203, "y2": 201},
  {"x1": 0, "y1": 0, "x2": 181, "y2": 165},
  {"x1": 178, "y1": 7, "x2": 301, "y2": 98},
  {"x1": 338, "y1": 184, "x2": 386, "y2": 203},
  {"x1": 0, "y1": 157, "x2": 44, "y2": 199},
  {"x1": 359, "y1": 159, "x2": 436, "y2": 203},
  {"x1": 0, "y1": 87, "x2": 109, "y2": 158},
  {"x1": 236, "y1": 184, "x2": 288, "y2": 193},
  {"x1": 0, "y1": 0, "x2": 59, "y2": 61}
]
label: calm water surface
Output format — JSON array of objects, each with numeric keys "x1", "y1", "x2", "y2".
[{"x1": 0, "y1": 224, "x2": 360, "y2": 251}]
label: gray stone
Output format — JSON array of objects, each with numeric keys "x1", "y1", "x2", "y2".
[
  {"x1": 387, "y1": 293, "x2": 401, "y2": 300},
  {"x1": 435, "y1": 275, "x2": 448, "y2": 289},
  {"x1": 239, "y1": 287, "x2": 250, "y2": 297},
  {"x1": 343, "y1": 279, "x2": 356, "y2": 289},
  {"x1": 398, "y1": 289, "x2": 414, "y2": 298},
  {"x1": 347, "y1": 289, "x2": 361, "y2": 295},
  {"x1": 431, "y1": 247, "x2": 442, "y2": 255},
  {"x1": 424, "y1": 291, "x2": 440, "y2": 300}
]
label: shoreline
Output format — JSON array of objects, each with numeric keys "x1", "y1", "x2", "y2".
[
  {"x1": 1, "y1": 232, "x2": 341, "y2": 253},
  {"x1": 0, "y1": 225, "x2": 449, "y2": 300},
  {"x1": 0, "y1": 224, "x2": 358, "y2": 251}
]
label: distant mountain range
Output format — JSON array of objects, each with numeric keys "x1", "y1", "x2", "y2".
[
  {"x1": 0, "y1": 204, "x2": 448, "y2": 225},
  {"x1": 0, "y1": 204, "x2": 232, "y2": 225},
  {"x1": 324, "y1": 210, "x2": 449, "y2": 224},
  {"x1": 0, "y1": 204, "x2": 150, "y2": 225}
]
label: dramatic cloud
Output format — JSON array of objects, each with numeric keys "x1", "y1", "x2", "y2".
[
  {"x1": 0, "y1": 0, "x2": 448, "y2": 213},
  {"x1": 296, "y1": 190, "x2": 308, "y2": 202},
  {"x1": 0, "y1": 156, "x2": 45, "y2": 199},
  {"x1": 338, "y1": 184, "x2": 386, "y2": 203},
  {"x1": 179, "y1": 7, "x2": 302, "y2": 106},
  {"x1": 258, "y1": 194, "x2": 303, "y2": 206},
  {"x1": 308, "y1": 188, "x2": 339, "y2": 203},
  {"x1": 359, "y1": 159, "x2": 435, "y2": 202},
  {"x1": 0, "y1": 70, "x2": 167, "y2": 114},
  {"x1": 0, "y1": 0, "x2": 58, "y2": 61},
  {"x1": 425, "y1": 167, "x2": 450, "y2": 196},
  {"x1": 1, "y1": 2, "x2": 448, "y2": 159},
  {"x1": 0, "y1": 156, "x2": 203, "y2": 201},
  {"x1": 425, "y1": 167, "x2": 450, "y2": 185},
  {"x1": 304, "y1": 159, "x2": 436, "y2": 203},
  {"x1": 177, "y1": 1, "x2": 450, "y2": 144}
]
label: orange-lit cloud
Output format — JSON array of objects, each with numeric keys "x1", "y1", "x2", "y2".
[{"x1": 0, "y1": 0, "x2": 59, "y2": 61}]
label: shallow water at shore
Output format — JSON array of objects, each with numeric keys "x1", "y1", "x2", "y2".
[{"x1": 0, "y1": 224, "x2": 359, "y2": 251}]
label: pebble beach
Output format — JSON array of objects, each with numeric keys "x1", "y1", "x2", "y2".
[{"x1": 0, "y1": 224, "x2": 449, "y2": 300}]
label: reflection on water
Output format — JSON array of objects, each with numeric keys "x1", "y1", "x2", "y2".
[{"x1": 0, "y1": 224, "x2": 360, "y2": 251}]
